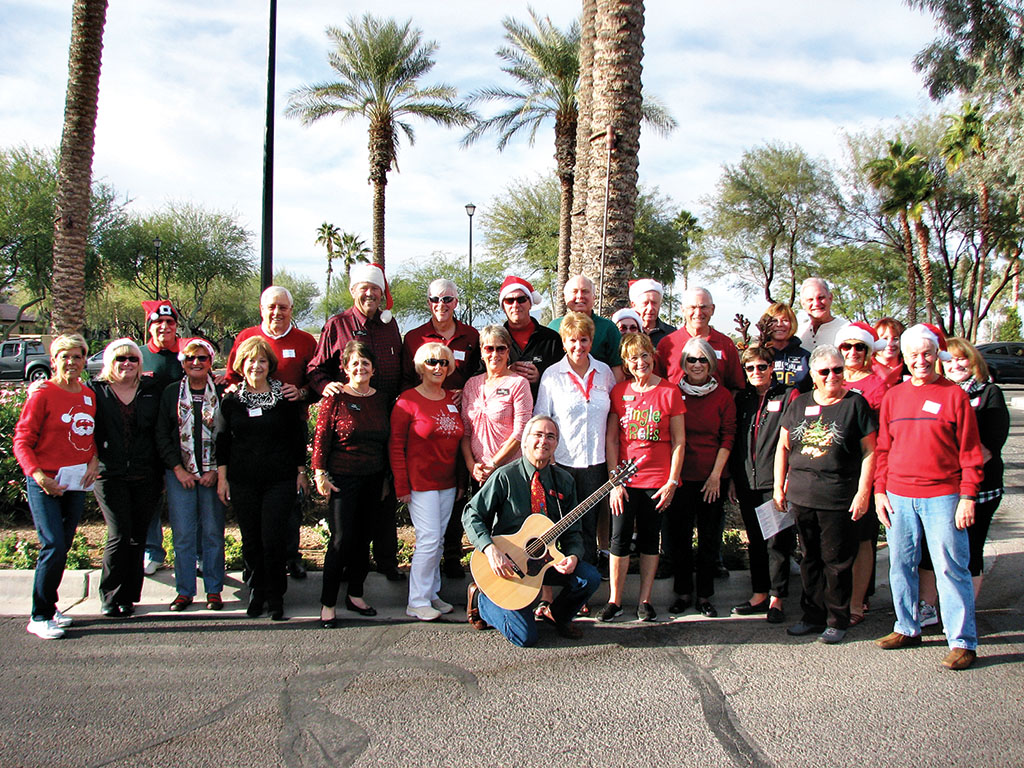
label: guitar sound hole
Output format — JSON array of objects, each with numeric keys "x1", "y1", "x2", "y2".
[{"x1": 524, "y1": 538, "x2": 553, "y2": 577}]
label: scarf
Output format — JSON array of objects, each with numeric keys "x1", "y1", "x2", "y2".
[
  {"x1": 177, "y1": 376, "x2": 219, "y2": 474},
  {"x1": 236, "y1": 378, "x2": 283, "y2": 410},
  {"x1": 958, "y1": 376, "x2": 986, "y2": 398},
  {"x1": 678, "y1": 377, "x2": 719, "y2": 397}
]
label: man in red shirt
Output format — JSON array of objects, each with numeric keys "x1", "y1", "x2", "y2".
[
  {"x1": 656, "y1": 287, "x2": 743, "y2": 391},
  {"x1": 223, "y1": 285, "x2": 318, "y2": 578},
  {"x1": 499, "y1": 276, "x2": 562, "y2": 399}
]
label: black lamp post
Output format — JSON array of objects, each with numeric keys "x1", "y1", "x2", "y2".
[
  {"x1": 465, "y1": 203, "x2": 476, "y2": 324},
  {"x1": 153, "y1": 236, "x2": 163, "y2": 299}
]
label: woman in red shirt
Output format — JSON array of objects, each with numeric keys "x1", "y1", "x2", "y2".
[
  {"x1": 391, "y1": 342, "x2": 465, "y2": 621},
  {"x1": 14, "y1": 334, "x2": 98, "y2": 640}
]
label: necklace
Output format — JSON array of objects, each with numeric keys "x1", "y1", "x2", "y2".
[{"x1": 345, "y1": 385, "x2": 373, "y2": 398}]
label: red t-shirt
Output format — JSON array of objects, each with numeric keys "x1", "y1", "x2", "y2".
[
  {"x1": 389, "y1": 388, "x2": 465, "y2": 496},
  {"x1": 14, "y1": 383, "x2": 97, "y2": 476},
  {"x1": 610, "y1": 378, "x2": 686, "y2": 488}
]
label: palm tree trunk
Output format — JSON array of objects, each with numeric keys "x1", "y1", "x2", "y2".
[
  {"x1": 913, "y1": 219, "x2": 938, "y2": 326},
  {"x1": 555, "y1": 111, "x2": 576, "y2": 316},
  {"x1": 569, "y1": 0, "x2": 596, "y2": 278},
  {"x1": 580, "y1": 0, "x2": 644, "y2": 313},
  {"x1": 899, "y1": 209, "x2": 917, "y2": 325},
  {"x1": 368, "y1": 122, "x2": 393, "y2": 268},
  {"x1": 51, "y1": 0, "x2": 108, "y2": 335}
]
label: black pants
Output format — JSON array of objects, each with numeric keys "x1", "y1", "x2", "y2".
[
  {"x1": 792, "y1": 502, "x2": 857, "y2": 629},
  {"x1": 610, "y1": 487, "x2": 662, "y2": 557},
  {"x1": 559, "y1": 462, "x2": 608, "y2": 565},
  {"x1": 737, "y1": 487, "x2": 795, "y2": 597},
  {"x1": 372, "y1": 483, "x2": 399, "y2": 572},
  {"x1": 93, "y1": 474, "x2": 162, "y2": 608},
  {"x1": 232, "y1": 477, "x2": 293, "y2": 610},
  {"x1": 671, "y1": 481, "x2": 723, "y2": 598},
  {"x1": 321, "y1": 471, "x2": 383, "y2": 605}
]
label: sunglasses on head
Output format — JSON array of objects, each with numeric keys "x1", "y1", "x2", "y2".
[
  {"x1": 816, "y1": 366, "x2": 845, "y2": 377},
  {"x1": 744, "y1": 363, "x2": 769, "y2": 372},
  {"x1": 502, "y1": 295, "x2": 529, "y2": 306},
  {"x1": 424, "y1": 358, "x2": 449, "y2": 368},
  {"x1": 184, "y1": 354, "x2": 210, "y2": 362},
  {"x1": 114, "y1": 355, "x2": 140, "y2": 363},
  {"x1": 839, "y1": 342, "x2": 868, "y2": 353},
  {"x1": 685, "y1": 356, "x2": 709, "y2": 365},
  {"x1": 428, "y1": 295, "x2": 456, "y2": 304}
]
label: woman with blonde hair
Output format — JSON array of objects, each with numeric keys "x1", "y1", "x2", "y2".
[{"x1": 760, "y1": 302, "x2": 810, "y2": 390}]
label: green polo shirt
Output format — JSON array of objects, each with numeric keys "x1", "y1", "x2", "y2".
[{"x1": 548, "y1": 312, "x2": 622, "y2": 367}]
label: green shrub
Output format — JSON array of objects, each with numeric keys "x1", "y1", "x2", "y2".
[
  {"x1": 0, "y1": 387, "x2": 29, "y2": 517},
  {"x1": 224, "y1": 534, "x2": 244, "y2": 569},
  {"x1": 0, "y1": 534, "x2": 38, "y2": 569},
  {"x1": 64, "y1": 532, "x2": 91, "y2": 570},
  {"x1": 162, "y1": 526, "x2": 175, "y2": 566}
]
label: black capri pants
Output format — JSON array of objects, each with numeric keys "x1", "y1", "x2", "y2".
[{"x1": 610, "y1": 486, "x2": 662, "y2": 557}]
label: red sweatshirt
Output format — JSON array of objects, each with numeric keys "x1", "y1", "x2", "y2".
[
  {"x1": 389, "y1": 388, "x2": 465, "y2": 496},
  {"x1": 679, "y1": 384, "x2": 737, "y2": 482},
  {"x1": 874, "y1": 377, "x2": 983, "y2": 498},
  {"x1": 14, "y1": 383, "x2": 97, "y2": 476},
  {"x1": 655, "y1": 326, "x2": 745, "y2": 392}
]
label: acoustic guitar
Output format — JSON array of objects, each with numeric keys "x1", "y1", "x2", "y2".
[{"x1": 470, "y1": 459, "x2": 638, "y2": 610}]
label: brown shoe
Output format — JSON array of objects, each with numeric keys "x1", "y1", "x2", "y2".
[
  {"x1": 941, "y1": 648, "x2": 977, "y2": 670},
  {"x1": 466, "y1": 582, "x2": 488, "y2": 631},
  {"x1": 875, "y1": 631, "x2": 922, "y2": 650},
  {"x1": 554, "y1": 620, "x2": 583, "y2": 640}
]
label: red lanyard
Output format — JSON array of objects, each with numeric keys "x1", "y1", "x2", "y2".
[{"x1": 568, "y1": 368, "x2": 596, "y2": 402}]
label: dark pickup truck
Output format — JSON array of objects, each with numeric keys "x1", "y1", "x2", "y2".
[{"x1": 0, "y1": 338, "x2": 51, "y2": 382}]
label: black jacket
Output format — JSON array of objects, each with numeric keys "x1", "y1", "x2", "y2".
[
  {"x1": 731, "y1": 381, "x2": 794, "y2": 492},
  {"x1": 973, "y1": 382, "x2": 1009, "y2": 493},
  {"x1": 92, "y1": 377, "x2": 163, "y2": 479}
]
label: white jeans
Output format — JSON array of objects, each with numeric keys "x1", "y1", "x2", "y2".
[{"x1": 407, "y1": 488, "x2": 457, "y2": 607}]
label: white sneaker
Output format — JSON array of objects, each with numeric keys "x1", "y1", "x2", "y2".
[
  {"x1": 431, "y1": 598, "x2": 454, "y2": 614},
  {"x1": 143, "y1": 559, "x2": 159, "y2": 575},
  {"x1": 406, "y1": 604, "x2": 442, "y2": 621},
  {"x1": 53, "y1": 609, "x2": 73, "y2": 628},
  {"x1": 26, "y1": 619, "x2": 65, "y2": 640},
  {"x1": 919, "y1": 601, "x2": 939, "y2": 628}
]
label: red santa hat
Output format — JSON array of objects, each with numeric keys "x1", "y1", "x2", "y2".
[
  {"x1": 611, "y1": 307, "x2": 644, "y2": 329},
  {"x1": 901, "y1": 323, "x2": 952, "y2": 361},
  {"x1": 836, "y1": 321, "x2": 886, "y2": 352},
  {"x1": 499, "y1": 276, "x2": 542, "y2": 306},
  {"x1": 142, "y1": 299, "x2": 180, "y2": 327},
  {"x1": 628, "y1": 279, "x2": 663, "y2": 305},
  {"x1": 349, "y1": 263, "x2": 394, "y2": 323},
  {"x1": 177, "y1": 337, "x2": 216, "y2": 362}
]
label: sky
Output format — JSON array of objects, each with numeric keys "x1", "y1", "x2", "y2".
[{"x1": 0, "y1": 0, "x2": 944, "y2": 326}]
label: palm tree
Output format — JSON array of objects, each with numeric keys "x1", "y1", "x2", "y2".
[
  {"x1": 51, "y1": 0, "x2": 108, "y2": 334},
  {"x1": 865, "y1": 139, "x2": 928, "y2": 325},
  {"x1": 337, "y1": 231, "x2": 371, "y2": 286},
  {"x1": 314, "y1": 222, "x2": 341, "y2": 322},
  {"x1": 286, "y1": 15, "x2": 475, "y2": 268},
  {"x1": 942, "y1": 102, "x2": 991, "y2": 339},
  {"x1": 463, "y1": 7, "x2": 675, "y2": 314}
]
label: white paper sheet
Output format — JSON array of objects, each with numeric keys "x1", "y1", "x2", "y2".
[
  {"x1": 755, "y1": 499, "x2": 795, "y2": 540},
  {"x1": 55, "y1": 463, "x2": 94, "y2": 492}
]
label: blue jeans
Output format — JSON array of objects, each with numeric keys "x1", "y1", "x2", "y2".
[
  {"x1": 26, "y1": 477, "x2": 85, "y2": 621},
  {"x1": 887, "y1": 492, "x2": 977, "y2": 650},
  {"x1": 478, "y1": 561, "x2": 601, "y2": 647},
  {"x1": 144, "y1": 504, "x2": 166, "y2": 564},
  {"x1": 165, "y1": 470, "x2": 225, "y2": 596}
]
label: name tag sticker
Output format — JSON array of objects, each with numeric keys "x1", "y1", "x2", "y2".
[
  {"x1": 454, "y1": 350, "x2": 466, "y2": 361},
  {"x1": 82, "y1": 395, "x2": 92, "y2": 406},
  {"x1": 354, "y1": 328, "x2": 367, "y2": 337},
  {"x1": 922, "y1": 400, "x2": 941, "y2": 414},
  {"x1": 248, "y1": 407, "x2": 263, "y2": 418},
  {"x1": 805, "y1": 405, "x2": 821, "y2": 416},
  {"x1": 446, "y1": 404, "x2": 459, "y2": 413},
  {"x1": 714, "y1": 349, "x2": 723, "y2": 359},
  {"x1": 347, "y1": 402, "x2": 361, "y2": 412},
  {"x1": 622, "y1": 394, "x2": 636, "y2": 402},
  {"x1": 283, "y1": 348, "x2": 296, "y2": 359},
  {"x1": 496, "y1": 388, "x2": 510, "y2": 396},
  {"x1": 970, "y1": 397, "x2": 981, "y2": 408},
  {"x1": 767, "y1": 400, "x2": 781, "y2": 412}
]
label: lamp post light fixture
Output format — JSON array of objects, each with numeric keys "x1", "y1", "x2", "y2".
[{"x1": 465, "y1": 203, "x2": 476, "y2": 324}]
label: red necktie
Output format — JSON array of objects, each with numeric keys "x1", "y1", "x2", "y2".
[{"x1": 531, "y1": 471, "x2": 547, "y2": 516}]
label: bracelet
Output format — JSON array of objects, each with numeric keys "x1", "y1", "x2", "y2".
[
  {"x1": 959, "y1": 494, "x2": 976, "y2": 502},
  {"x1": 668, "y1": 478, "x2": 679, "y2": 486}
]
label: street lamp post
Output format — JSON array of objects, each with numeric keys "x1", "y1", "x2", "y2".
[
  {"x1": 465, "y1": 203, "x2": 476, "y2": 324},
  {"x1": 153, "y1": 236, "x2": 163, "y2": 299}
]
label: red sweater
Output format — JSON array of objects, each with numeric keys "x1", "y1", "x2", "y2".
[
  {"x1": 14, "y1": 383, "x2": 97, "y2": 476},
  {"x1": 874, "y1": 377, "x2": 983, "y2": 498},
  {"x1": 225, "y1": 325, "x2": 318, "y2": 389},
  {"x1": 389, "y1": 388, "x2": 465, "y2": 496},
  {"x1": 656, "y1": 326, "x2": 745, "y2": 392},
  {"x1": 679, "y1": 384, "x2": 737, "y2": 482}
]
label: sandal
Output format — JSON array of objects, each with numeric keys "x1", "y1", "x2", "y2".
[{"x1": 534, "y1": 600, "x2": 553, "y2": 622}]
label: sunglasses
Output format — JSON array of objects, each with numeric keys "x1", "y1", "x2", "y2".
[
  {"x1": 114, "y1": 355, "x2": 140, "y2": 363},
  {"x1": 424, "y1": 358, "x2": 449, "y2": 368},
  {"x1": 816, "y1": 366, "x2": 845, "y2": 377},
  {"x1": 428, "y1": 295, "x2": 456, "y2": 305},
  {"x1": 502, "y1": 295, "x2": 530, "y2": 306},
  {"x1": 483, "y1": 345, "x2": 508, "y2": 354},
  {"x1": 744, "y1": 363, "x2": 769, "y2": 372},
  {"x1": 685, "y1": 356, "x2": 709, "y2": 365},
  {"x1": 184, "y1": 354, "x2": 210, "y2": 362},
  {"x1": 839, "y1": 342, "x2": 869, "y2": 353}
]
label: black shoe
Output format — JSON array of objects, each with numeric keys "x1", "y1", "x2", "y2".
[
  {"x1": 766, "y1": 606, "x2": 785, "y2": 624},
  {"x1": 345, "y1": 596, "x2": 377, "y2": 617},
  {"x1": 119, "y1": 603, "x2": 136, "y2": 616},
  {"x1": 597, "y1": 602, "x2": 623, "y2": 622},
  {"x1": 731, "y1": 599, "x2": 769, "y2": 616},
  {"x1": 715, "y1": 564, "x2": 730, "y2": 579},
  {"x1": 381, "y1": 567, "x2": 406, "y2": 582},
  {"x1": 669, "y1": 596, "x2": 692, "y2": 614},
  {"x1": 697, "y1": 600, "x2": 718, "y2": 618},
  {"x1": 637, "y1": 602, "x2": 657, "y2": 622},
  {"x1": 247, "y1": 594, "x2": 266, "y2": 618},
  {"x1": 442, "y1": 559, "x2": 465, "y2": 579},
  {"x1": 269, "y1": 606, "x2": 286, "y2": 621},
  {"x1": 287, "y1": 558, "x2": 307, "y2": 580},
  {"x1": 321, "y1": 617, "x2": 337, "y2": 629},
  {"x1": 101, "y1": 604, "x2": 124, "y2": 618}
]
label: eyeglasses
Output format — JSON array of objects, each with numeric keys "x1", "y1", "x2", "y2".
[
  {"x1": 184, "y1": 355, "x2": 210, "y2": 362},
  {"x1": 815, "y1": 366, "x2": 845, "y2": 377},
  {"x1": 114, "y1": 355, "x2": 140, "y2": 363},
  {"x1": 502, "y1": 295, "x2": 529, "y2": 306},
  {"x1": 685, "y1": 356, "x2": 709, "y2": 365},
  {"x1": 483, "y1": 345, "x2": 508, "y2": 354},
  {"x1": 744, "y1": 363, "x2": 769, "y2": 372},
  {"x1": 424, "y1": 358, "x2": 450, "y2": 368},
  {"x1": 839, "y1": 342, "x2": 869, "y2": 353},
  {"x1": 429, "y1": 295, "x2": 456, "y2": 305}
]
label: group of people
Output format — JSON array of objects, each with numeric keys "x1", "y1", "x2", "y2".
[{"x1": 13, "y1": 270, "x2": 1005, "y2": 670}]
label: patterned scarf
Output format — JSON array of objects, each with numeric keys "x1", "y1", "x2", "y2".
[
  {"x1": 678, "y1": 377, "x2": 719, "y2": 397},
  {"x1": 177, "y1": 376, "x2": 219, "y2": 474},
  {"x1": 236, "y1": 378, "x2": 283, "y2": 410},
  {"x1": 957, "y1": 376, "x2": 986, "y2": 398}
]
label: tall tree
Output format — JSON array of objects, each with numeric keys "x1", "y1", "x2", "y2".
[
  {"x1": 314, "y1": 221, "x2": 340, "y2": 322},
  {"x1": 570, "y1": 0, "x2": 597, "y2": 283},
  {"x1": 337, "y1": 231, "x2": 371, "y2": 286},
  {"x1": 286, "y1": 15, "x2": 475, "y2": 268},
  {"x1": 51, "y1": 0, "x2": 108, "y2": 334}
]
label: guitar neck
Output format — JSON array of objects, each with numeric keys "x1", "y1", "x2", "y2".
[{"x1": 541, "y1": 477, "x2": 620, "y2": 547}]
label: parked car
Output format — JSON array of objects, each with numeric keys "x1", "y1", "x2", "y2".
[
  {"x1": 0, "y1": 338, "x2": 50, "y2": 382},
  {"x1": 85, "y1": 351, "x2": 105, "y2": 378},
  {"x1": 977, "y1": 342, "x2": 1024, "y2": 384}
]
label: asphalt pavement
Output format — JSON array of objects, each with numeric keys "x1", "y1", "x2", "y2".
[{"x1": 1, "y1": 393, "x2": 1023, "y2": 767}]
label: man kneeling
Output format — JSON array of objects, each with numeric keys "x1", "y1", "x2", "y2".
[{"x1": 463, "y1": 416, "x2": 600, "y2": 646}]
